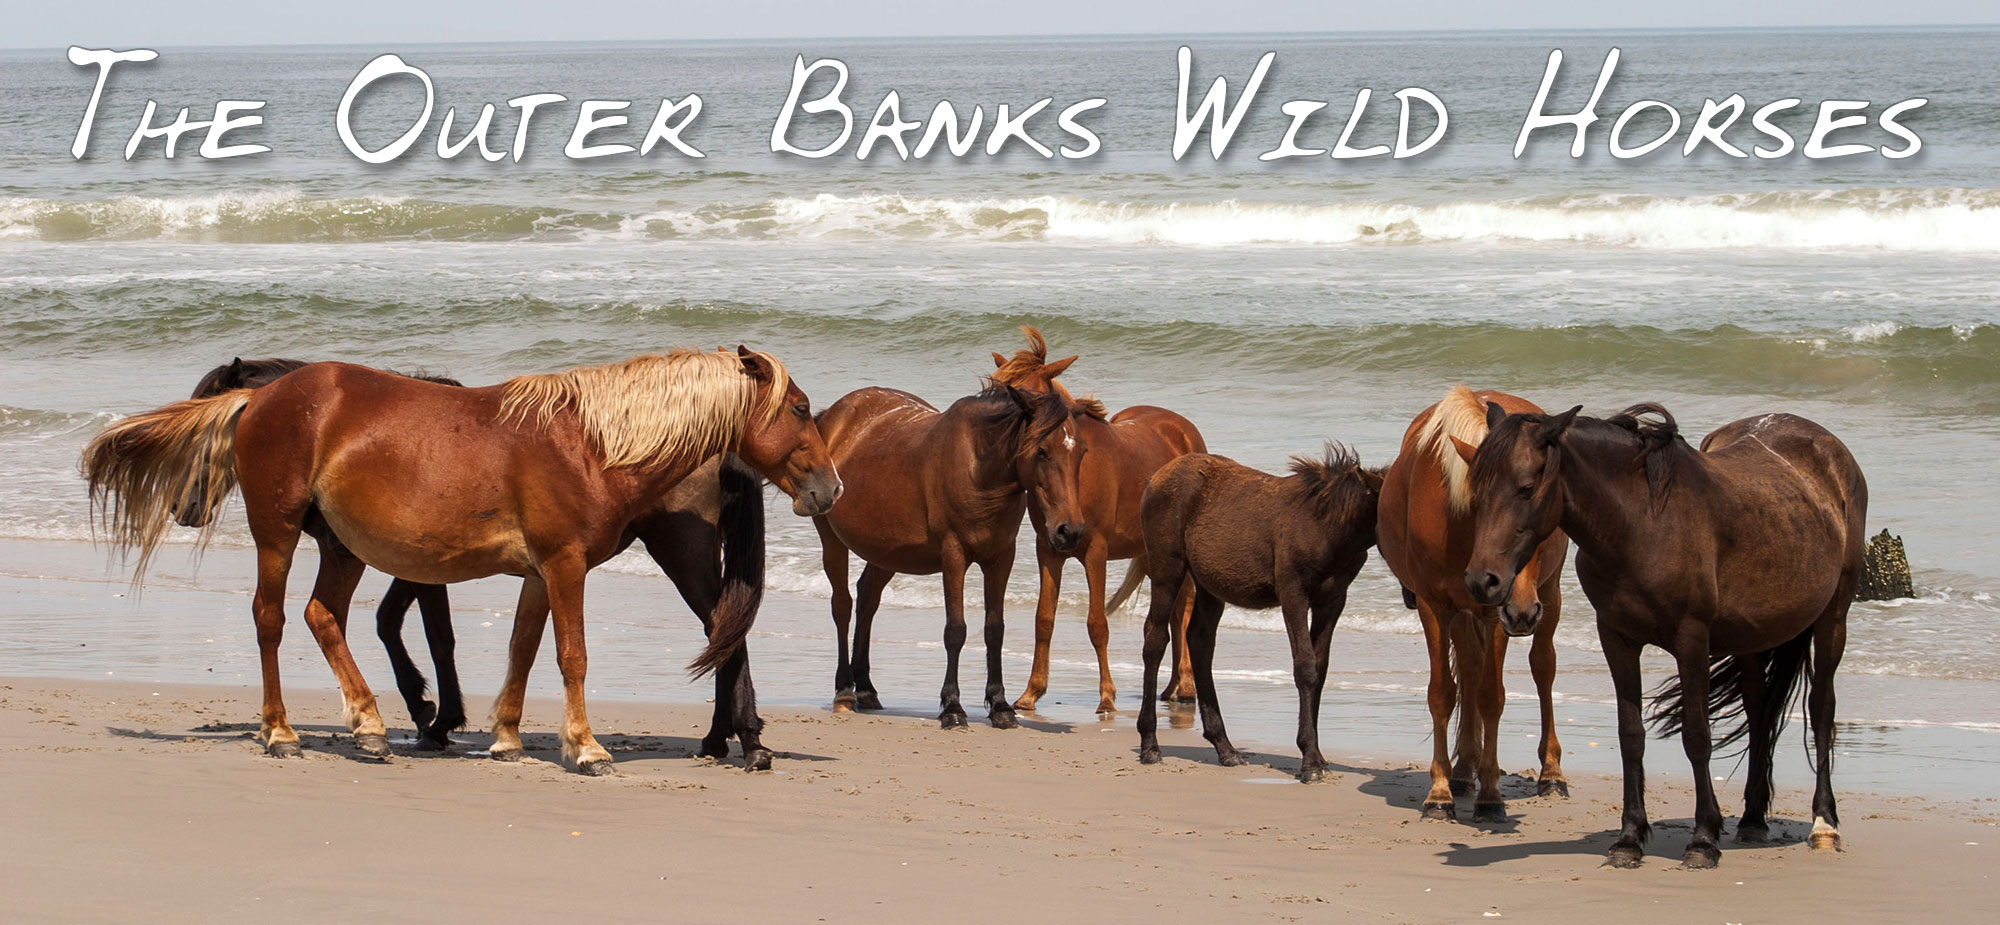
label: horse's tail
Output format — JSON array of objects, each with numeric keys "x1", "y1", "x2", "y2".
[
  {"x1": 688, "y1": 454, "x2": 766, "y2": 677},
  {"x1": 1104, "y1": 557, "x2": 1148, "y2": 616},
  {"x1": 1647, "y1": 629, "x2": 1813, "y2": 770},
  {"x1": 80, "y1": 389, "x2": 254, "y2": 579}
]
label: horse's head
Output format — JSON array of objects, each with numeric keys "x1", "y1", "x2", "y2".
[
  {"x1": 1004, "y1": 385, "x2": 1089, "y2": 553},
  {"x1": 1455, "y1": 400, "x2": 1580, "y2": 637},
  {"x1": 733, "y1": 347, "x2": 842, "y2": 517}
]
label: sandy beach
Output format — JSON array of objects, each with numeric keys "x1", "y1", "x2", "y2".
[{"x1": 3, "y1": 670, "x2": 1995, "y2": 923}]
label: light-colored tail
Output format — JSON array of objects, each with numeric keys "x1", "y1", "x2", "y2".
[
  {"x1": 81, "y1": 389, "x2": 254, "y2": 578},
  {"x1": 1104, "y1": 557, "x2": 1148, "y2": 616}
]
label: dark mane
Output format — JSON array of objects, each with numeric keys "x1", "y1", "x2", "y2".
[
  {"x1": 1287, "y1": 442, "x2": 1382, "y2": 519},
  {"x1": 1604, "y1": 402, "x2": 1686, "y2": 512},
  {"x1": 962, "y1": 384, "x2": 1075, "y2": 458}
]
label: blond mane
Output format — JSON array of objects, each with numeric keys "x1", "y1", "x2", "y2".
[
  {"x1": 500, "y1": 348, "x2": 788, "y2": 469},
  {"x1": 987, "y1": 325, "x2": 1107, "y2": 420},
  {"x1": 1413, "y1": 385, "x2": 1491, "y2": 514}
]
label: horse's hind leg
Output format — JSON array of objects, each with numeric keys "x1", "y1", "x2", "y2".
[
  {"x1": 1530, "y1": 590, "x2": 1568, "y2": 797},
  {"x1": 1186, "y1": 590, "x2": 1240, "y2": 766},
  {"x1": 375, "y1": 579, "x2": 437, "y2": 738},
  {"x1": 1416, "y1": 600, "x2": 1459, "y2": 820},
  {"x1": 251, "y1": 537, "x2": 302, "y2": 757},
  {"x1": 1808, "y1": 599, "x2": 1850, "y2": 853},
  {"x1": 852, "y1": 563, "x2": 891, "y2": 711},
  {"x1": 1165, "y1": 579, "x2": 1198, "y2": 703},
  {"x1": 416, "y1": 583, "x2": 465, "y2": 746},
  {"x1": 1735, "y1": 650, "x2": 1773, "y2": 843},
  {"x1": 1136, "y1": 556, "x2": 1186, "y2": 764},
  {"x1": 298, "y1": 550, "x2": 388, "y2": 757}
]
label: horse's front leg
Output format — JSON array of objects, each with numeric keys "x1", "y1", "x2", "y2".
[
  {"x1": 979, "y1": 547, "x2": 1019, "y2": 729},
  {"x1": 937, "y1": 542, "x2": 972, "y2": 729},
  {"x1": 1415, "y1": 600, "x2": 1458, "y2": 820},
  {"x1": 1472, "y1": 619, "x2": 1510, "y2": 823},
  {"x1": 852, "y1": 564, "x2": 892, "y2": 711},
  {"x1": 1672, "y1": 627, "x2": 1723, "y2": 868},
  {"x1": 299, "y1": 551, "x2": 387, "y2": 757},
  {"x1": 1278, "y1": 583, "x2": 1322, "y2": 781},
  {"x1": 1601, "y1": 630, "x2": 1652, "y2": 868},
  {"x1": 1530, "y1": 588, "x2": 1567, "y2": 796},
  {"x1": 816, "y1": 518, "x2": 857, "y2": 712},
  {"x1": 544, "y1": 555, "x2": 612, "y2": 775},
  {"x1": 1083, "y1": 543, "x2": 1117, "y2": 714},
  {"x1": 490, "y1": 577, "x2": 549, "y2": 762},
  {"x1": 1012, "y1": 542, "x2": 1065, "y2": 713}
]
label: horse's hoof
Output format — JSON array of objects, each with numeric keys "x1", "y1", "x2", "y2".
[
  {"x1": 1472, "y1": 801, "x2": 1508, "y2": 823},
  {"x1": 1680, "y1": 844, "x2": 1721, "y2": 870},
  {"x1": 354, "y1": 733, "x2": 391, "y2": 758},
  {"x1": 415, "y1": 734, "x2": 453, "y2": 753},
  {"x1": 1011, "y1": 695, "x2": 1038, "y2": 712},
  {"x1": 698, "y1": 738, "x2": 730, "y2": 761},
  {"x1": 1297, "y1": 766, "x2": 1326, "y2": 784},
  {"x1": 939, "y1": 712, "x2": 969, "y2": 730},
  {"x1": 1216, "y1": 751, "x2": 1245, "y2": 768},
  {"x1": 1095, "y1": 700, "x2": 1116, "y2": 715},
  {"x1": 831, "y1": 690, "x2": 857, "y2": 713},
  {"x1": 1448, "y1": 778, "x2": 1475, "y2": 797},
  {"x1": 1139, "y1": 748, "x2": 1161, "y2": 765},
  {"x1": 856, "y1": 692, "x2": 884, "y2": 711},
  {"x1": 1736, "y1": 822, "x2": 1771, "y2": 844},
  {"x1": 1809, "y1": 825, "x2": 1843, "y2": 853},
  {"x1": 577, "y1": 758, "x2": 616, "y2": 777},
  {"x1": 266, "y1": 741, "x2": 302, "y2": 759},
  {"x1": 1420, "y1": 801, "x2": 1456, "y2": 821},
  {"x1": 1606, "y1": 844, "x2": 1646, "y2": 869},
  {"x1": 989, "y1": 710, "x2": 1019, "y2": 730},
  {"x1": 1537, "y1": 777, "x2": 1570, "y2": 798},
  {"x1": 489, "y1": 746, "x2": 525, "y2": 763},
  {"x1": 744, "y1": 748, "x2": 774, "y2": 772}
]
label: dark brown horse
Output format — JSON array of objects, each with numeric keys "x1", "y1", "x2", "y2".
[
  {"x1": 1461, "y1": 402, "x2": 1865, "y2": 868},
  {"x1": 985, "y1": 329, "x2": 1206, "y2": 714},
  {"x1": 86, "y1": 348, "x2": 838, "y2": 775},
  {"x1": 812, "y1": 384, "x2": 1088, "y2": 728},
  {"x1": 188, "y1": 357, "x2": 776, "y2": 767},
  {"x1": 1375, "y1": 386, "x2": 1571, "y2": 822},
  {"x1": 1135, "y1": 447, "x2": 1384, "y2": 781}
]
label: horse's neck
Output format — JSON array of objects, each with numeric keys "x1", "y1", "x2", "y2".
[{"x1": 1555, "y1": 433, "x2": 1654, "y2": 556}]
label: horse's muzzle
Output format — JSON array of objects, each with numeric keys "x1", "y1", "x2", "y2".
[
  {"x1": 1498, "y1": 601, "x2": 1543, "y2": 638},
  {"x1": 791, "y1": 469, "x2": 843, "y2": 517},
  {"x1": 1049, "y1": 521, "x2": 1084, "y2": 553}
]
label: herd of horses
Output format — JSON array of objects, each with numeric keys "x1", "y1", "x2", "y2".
[{"x1": 81, "y1": 329, "x2": 1867, "y2": 871}]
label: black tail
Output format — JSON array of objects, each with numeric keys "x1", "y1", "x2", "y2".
[
  {"x1": 688, "y1": 454, "x2": 766, "y2": 677},
  {"x1": 1648, "y1": 630, "x2": 1813, "y2": 766}
]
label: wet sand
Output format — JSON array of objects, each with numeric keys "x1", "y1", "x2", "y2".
[{"x1": 4, "y1": 674, "x2": 1996, "y2": 923}]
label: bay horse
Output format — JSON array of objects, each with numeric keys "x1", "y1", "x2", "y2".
[
  {"x1": 188, "y1": 357, "x2": 776, "y2": 767},
  {"x1": 1461, "y1": 401, "x2": 1864, "y2": 868},
  {"x1": 1375, "y1": 386, "x2": 1572, "y2": 822},
  {"x1": 1135, "y1": 446, "x2": 1384, "y2": 781},
  {"x1": 813, "y1": 383, "x2": 1088, "y2": 729},
  {"x1": 985, "y1": 328, "x2": 1206, "y2": 714},
  {"x1": 85, "y1": 348, "x2": 839, "y2": 775}
]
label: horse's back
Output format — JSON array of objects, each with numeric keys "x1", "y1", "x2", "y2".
[
  {"x1": 817, "y1": 386, "x2": 938, "y2": 454},
  {"x1": 1702, "y1": 412, "x2": 1868, "y2": 553},
  {"x1": 1107, "y1": 405, "x2": 1206, "y2": 456}
]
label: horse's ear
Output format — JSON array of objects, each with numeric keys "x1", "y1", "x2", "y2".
[
  {"x1": 1448, "y1": 435, "x2": 1478, "y2": 464},
  {"x1": 1545, "y1": 405, "x2": 1583, "y2": 442},
  {"x1": 1043, "y1": 355, "x2": 1077, "y2": 378},
  {"x1": 992, "y1": 352, "x2": 1007, "y2": 368},
  {"x1": 736, "y1": 345, "x2": 773, "y2": 382},
  {"x1": 1005, "y1": 384, "x2": 1036, "y2": 412},
  {"x1": 1356, "y1": 467, "x2": 1385, "y2": 494},
  {"x1": 1484, "y1": 400, "x2": 1507, "y2": 430}
]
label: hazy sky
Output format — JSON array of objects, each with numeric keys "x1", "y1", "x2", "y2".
[{"x1": 8, "y1": 0, "x2": 1997, "y2": 48}]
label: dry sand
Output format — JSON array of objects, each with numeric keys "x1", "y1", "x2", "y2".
[{"x1": 2, "y1": 676, "x2": 1994, "y2": 923}]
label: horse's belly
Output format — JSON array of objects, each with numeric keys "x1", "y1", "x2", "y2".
[{"x1": 315, "y1": 497, "x2": 530, "y2": 584}]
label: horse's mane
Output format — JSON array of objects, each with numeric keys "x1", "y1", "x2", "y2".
[
  {"x1": 1287, "y1": 442, "x2": 1383, "y2": 520},
  {"x1": 500, "y1": 348, "x2": 787, "y2": 470},
  {"x1": 190, "y1": 357, "x2": 310, "y2": 398},
  {"x1": 986, "y1": 325, "x2": 1108, "y2": 420},
  {"x1": 1603, "y1": 402, "x2": 1686, "y2": 512},
  {"x1": 960, "y1": 384, "x2": 1076, "y2": 459},
  {"x1": 1413, "y1": 385, "x2": 1488, "y2": 514}
]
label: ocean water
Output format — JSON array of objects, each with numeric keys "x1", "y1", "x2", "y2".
[{"x1": 2, "y1": 30, "x2": 1998, "y2": 786}]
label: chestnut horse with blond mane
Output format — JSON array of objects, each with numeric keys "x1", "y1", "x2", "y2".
[
  {"x1": 813, "y1": 382, "x2": 1089, "y2": 729},
  {"x1": 986, "y1": 328, "x2": 1206, "y2": 713},
  {"x1": 84, "y1": 347, "x2": 839, "y2": 775},
  {"x1": 1375, "y1": 386, "x2": 1571, "y2": 822}
]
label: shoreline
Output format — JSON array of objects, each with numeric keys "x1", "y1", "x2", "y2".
[{"x1": 4, "y1": 674, "x2": 1996, "y2": 922}]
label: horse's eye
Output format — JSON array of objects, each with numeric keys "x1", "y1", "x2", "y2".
[
  {"x1": 793, "y1": 402, "x2": 810, "y2": 417},
  {"x1": 1036, "y1": 447, "x2": 1049, "y2": 460},
  {"x1": 1518, "y1": 485, "x2": 1534, "y2": 499}
]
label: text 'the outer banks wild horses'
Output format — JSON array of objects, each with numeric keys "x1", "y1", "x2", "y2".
[
  {"x1": 86, "y1": 348, "x2": 839, "y2": 775},
  {"x1": 1135, "y1": 446, "x2": 1384, "y2": 782},
  {"x1": 812, "y1": 383, "x2": 1088, "y2": 729},
  {"x1": 986, "y1": 328, "x2": 1206, "y2": 714},
  {"x1": 1376, "y1": 386, "x2": 1572, "y2": 822},
  {"x1": 185, "y1": 357, "x2": 779, "y2": 767},
  {"x1": 1462, "y1": 401, "x2": 1865, "y2": 869}
]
